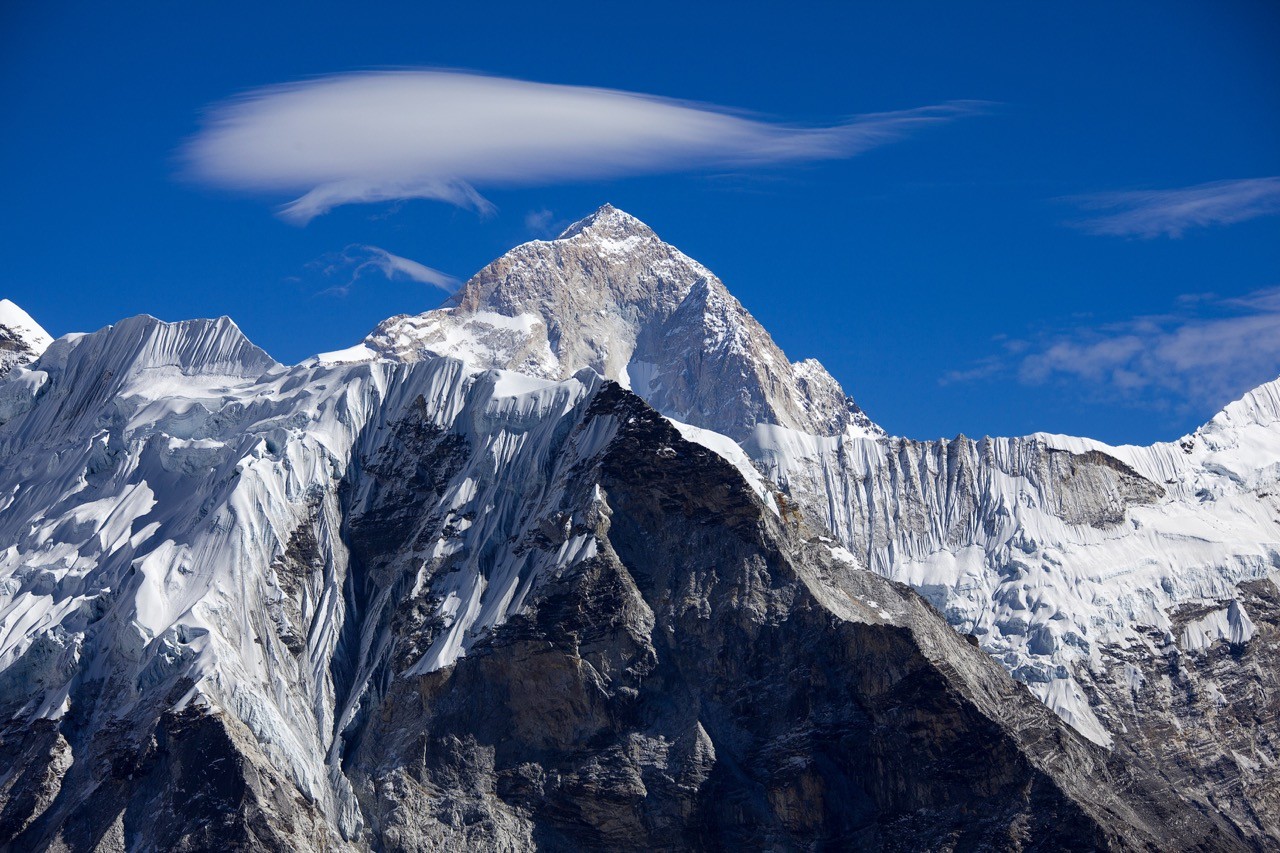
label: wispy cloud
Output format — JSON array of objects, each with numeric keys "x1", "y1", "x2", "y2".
[
  {"x1": 1069, "y1": 177, "x2": 1280, "y2": 238},
  {"x1": 315, "y1": 244, "x2": 459, "y2": 297},
  {"x1": 181, "y1": 70, "x2": 985, "y2": 223},
  {"x1": 943, "y1": 286, "x2": 1280, "y2": 412},
  {"x1": 524, "y1": 208, "x2": 557, "y2": 237}
]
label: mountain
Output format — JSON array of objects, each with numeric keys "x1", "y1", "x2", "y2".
[
  {"x1": 344, "y1": 204, "x2": 879, "y2": 442},
  {"x1": 0, "y1": 312, "x2": 1248, "y2": 851},
  {"x1": 338, "y1": 204, "x2": 1280, "y2": 738},
  {"x1": 0, "y1": 205, "x2": 1277, "y2": 849},
  {"x1": 0, "y1": 298, "x2": 53, "y2": 376},
  {"x1": 342, "y1": 204, "x2": 1280, "y2": 837},
  {"x1": 747, "y1": 389, "x2": 1280, "y2": 837}
]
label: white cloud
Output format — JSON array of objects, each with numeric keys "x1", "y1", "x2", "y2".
[
  {"x1": 944, "y1": 286, "x2": 1280, "y2": 412},
  {"x1": 1070, "y1": 177, "x2": 1280, "y2": 238},
  {"x1": 182, "y1": 70, "x2": 983, "y2": 223},
  {"x1": 318, "y1": 244, "x2": 459, "y2": 296}
]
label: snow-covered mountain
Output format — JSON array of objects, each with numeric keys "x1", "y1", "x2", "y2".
[
  {"x1": 0, "y1": 205, "x2": 1277, "y2": 849},
  {"x1": 330, "y1": 204, "x2": 1280, "y2": 746},
  {"x1": 0, "y1": 308, "x2": 1216, "y2": 850},
  {"x1": 333, "y1": 204, "x2": 1280, "y2": 835},
  {"x1": 338, "y1": 204, "x2": 879, "y2": 442}
]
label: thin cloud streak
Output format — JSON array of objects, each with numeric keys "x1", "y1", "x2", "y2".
[
  {"x1": 317, "y1": 245, "x2": 459, "y2": 297},
  {"x1": 182, "y1": 70, "x2": 985, "y2": 223},
  {"x1": 1069, "y1": 177, "x2": 1280, "y2": 238},
  {"x1": 943, "y1": 286, "x2": 1280, "y2": 413},
  {"x1": 524, "y1": 208, "x2": 557, "y2": 237}
]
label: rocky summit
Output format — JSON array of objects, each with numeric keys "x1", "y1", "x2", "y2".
[{"x1": 0, "y1": 206, "x2": 1277, "y2": 851}]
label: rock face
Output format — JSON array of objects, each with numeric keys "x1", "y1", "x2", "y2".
[
  {"x1": 1, "y1": 205, "x2": 1279, "y2": 849},
  {"x1": 1081, "y1": 578, "x2": 1280, "y2": 843}
]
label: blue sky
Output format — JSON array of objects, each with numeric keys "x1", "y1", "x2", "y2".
[{"x1": 2, "y1": 1, "x2": 1278, "y2": 443}]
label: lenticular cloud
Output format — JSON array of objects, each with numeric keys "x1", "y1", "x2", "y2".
[{"x1": 182, "y1": 70, "x2": 980, "y2": 223}]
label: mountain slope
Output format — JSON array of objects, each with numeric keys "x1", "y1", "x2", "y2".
[
  {"x1": 1, "y1": 206, "x2": 1278, "y2": 848},
  {"x1": 340, "y1": 384, "x2": 1242, "y2": 851},
  {"x1": 745, "y1": 381, "x2": 1280, "y2": 723},
  {"x1": 325, "y1": 205, "x2": 1280, "y2": 751}
]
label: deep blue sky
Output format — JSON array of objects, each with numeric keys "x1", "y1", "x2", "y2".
[{"x1": 3, "y1": 1, "x2": 1278, "y2": 443}]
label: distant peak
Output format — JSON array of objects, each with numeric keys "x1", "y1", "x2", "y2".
[
  {"x1": 0, "y1": 298, "x2": 54, "y2": 373},
  {"x1": 0, "y1": 299, "x2": 50, "y2": 338},
  {"x1": 556, "y1": 203, "x2": 657, "y2": 242}
]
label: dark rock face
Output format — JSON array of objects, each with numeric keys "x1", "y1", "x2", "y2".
[
  {"x1": 1040, "y1": 448, "x2": 1165, "y2": 528},
  {"x1": 0, "y1": 327, "x2": 38, "y2": 377}
]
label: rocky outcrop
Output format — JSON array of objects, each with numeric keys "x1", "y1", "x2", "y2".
[{"x1": 0, "y1": 706, "x2": 341, "y2": 852}]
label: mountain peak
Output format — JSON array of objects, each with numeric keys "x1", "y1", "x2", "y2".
[
  {"x1": 556, "y1": 203, "x2": 657, "y2": 242},
  {"x1": 0, "y1": 298, "x2": 54, "y2": 376},
  {"x1": 364, "y1": 206, "x2": 876, "y2": 440}
]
